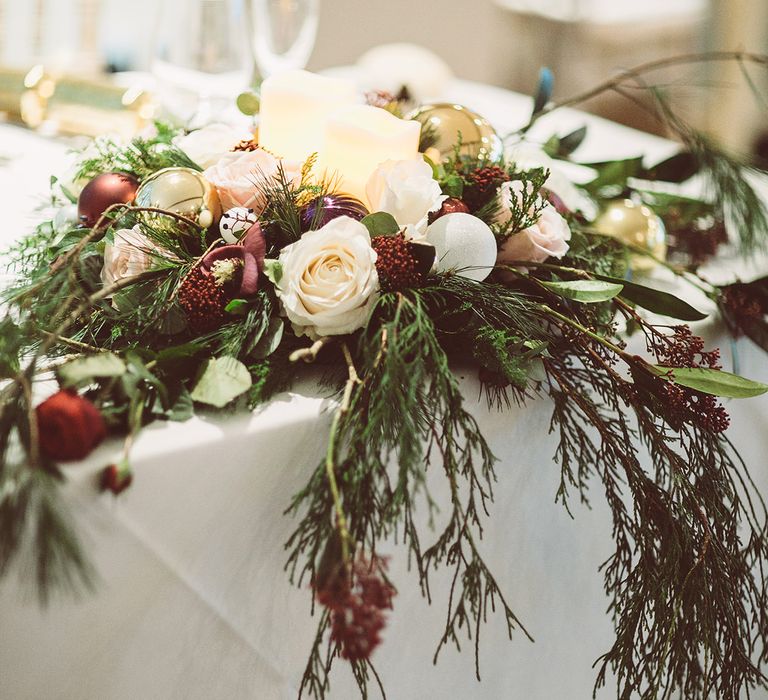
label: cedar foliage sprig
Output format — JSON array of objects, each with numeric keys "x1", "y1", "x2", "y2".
[
  {"x1": 73, "y1": 123, "x2": 199, "y2": 181},
  {"x1": 288, "y1": 285, "x2": 540, "y2": 697},
  {"x1": 542, "y1": 332, "x2": 768, "y2": 699}
]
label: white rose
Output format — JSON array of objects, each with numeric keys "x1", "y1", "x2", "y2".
[
  {"x1": 174, "y1": 124, "x2": 252, "y2": 169},
  {"x1": 102, "y1": 225, "x2": 163, "y2": 290},
  {"x1": 366, "y1": 158, "x2": 446, "y2": 240},
  {"x1": 276, "y1": 216, "x2": 379, "y2": 339},
  {"x1": 497, "y1": 203, "x2": 572, "y2": 265}
]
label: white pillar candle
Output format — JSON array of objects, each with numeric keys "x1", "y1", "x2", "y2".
[
  {"x1": 320, "y1": 105, "x2": 421, "y2": 206},
  {"x1": 258, "y1": 70, "x2": 357, "y2": 163}
]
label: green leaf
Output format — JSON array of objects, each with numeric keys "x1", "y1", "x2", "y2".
[
  {"x1": 557, "y1": 126, "x2": 587, "y2": 157},
  {"x1": 593, "y1": 274, "x2": 708, "y2": 321},
  {"x1": 58, "y1": 353, "x2": 126, "y2": 387},
  {"x1": 440, "y1": 173, "x2": 464, "y2": 198},
  {"x1": 540, "y1": 279, "x2": 623, "y2": 303},
  {"x1": 263, "y1": 259, "x2": 283, "y2": 285},
  {"x1": 583, "y1": 156, "x2": 644, "y2": 193},
  {"x1": 0, "y1": 318, "x2": 21, "y2": 378},
  {"x1": 252, "y1": 318, "x2": 284, "y2": 359},
  {"x1": 156, "y1": 342, "x2": 204, "y2": 363},
  {"x1": 361, "y1": 212, "x2": 400, "y2": 237},
  {"x1": 651, "y1": 366, "x2": 768, "y2": 398},
  {"x1": 542, "y1": 134, "x2": 560, "y2": 158},
  {"x1": 225, "y1": 299, "x2": 250, "y2": 316},
  {"x1": 191, "y1": 356, "x2": 252, "y2": 408},
  {"x1": 641, "y1": 152, "x2": 699, "y2": 183},
  {"x1": 236, "y1": 91, "x2": 260, "y2": 116}
]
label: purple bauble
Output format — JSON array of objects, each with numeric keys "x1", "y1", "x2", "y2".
[{"x1": 299, "y1": 194, "x2": 369, "y2": 231}]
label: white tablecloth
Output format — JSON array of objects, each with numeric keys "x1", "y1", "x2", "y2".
[{"x1": 1, "y1": 79, "x2": 767, "y2": 700}]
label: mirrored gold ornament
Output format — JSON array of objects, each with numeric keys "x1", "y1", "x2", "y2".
[
  {"x1": 135, "y1": 167, "x2": 220, "y2": 228},
  {"x1": 593, "y1": 198, "x2": 667, "y2": 272},
  {"x1": 408, "y1": 103, "x2": 502, "y2": 162}
]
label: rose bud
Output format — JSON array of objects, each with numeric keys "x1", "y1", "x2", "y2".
[
  {"x1": 100, "y1": 463, "x2": 133, "y2": 495},
  {"x1": 36, "y1": 390, "x2": 107, "y2": 462}
]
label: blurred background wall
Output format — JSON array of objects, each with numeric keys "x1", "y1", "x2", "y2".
[{"x1": 0, "y1": 0, "x2": 766, "y2": 153}]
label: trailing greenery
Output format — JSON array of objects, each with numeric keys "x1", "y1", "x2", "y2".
[{"x1": 287, "y1": 287, "x2": 536, "y2": 695}]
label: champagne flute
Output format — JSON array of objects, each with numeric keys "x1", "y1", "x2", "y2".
[{"x1": 249, "y1": 0, "x2": 320, "y2": 79}]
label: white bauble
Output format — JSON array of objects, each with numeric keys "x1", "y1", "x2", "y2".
[
  {"x1": 425, "y1": 213, "x2": 497, "y2": 282},
  {"x1": 219, "y1": 206, "x2": 258, "y2": 243},
  {"x1": 53, "y1": 204, "x2": 80, "y2": 232}
]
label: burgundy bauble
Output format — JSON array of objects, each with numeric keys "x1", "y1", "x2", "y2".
[
  {"x1": 36, "y1": 389, "x2": 106, "y2": 462},
  {"x1": 77, "y1": 172, "x2": 140, "y2": 228},
  {"x1": 299, "y1": 194, "x2": 369, "y2": 232},
  {"x1": 428, "y1": 196, "x2": 470, "y2": 224}
]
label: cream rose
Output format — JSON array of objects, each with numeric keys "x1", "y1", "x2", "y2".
[
  {"x1": 276, "y1": 216, "x2": 379, "y2": 339},
  {"x1": 365, "y1": 158, "x2": 446, "y2": 240},
  {"x1": 497, "y1": 203, "x2": 572, "y2": 265},
  {"x1": 494, "y1": 179, "x2": 536, "y2": 229},
  {"x1": 173, "y1": 123, "x2": 252, "y2": 169},
  {"x1": 102, "y1": 225, "x2": 164, "y2": 290},
  {"x1": 204, "y1": 149, "x2": 301, "y2": 214}
]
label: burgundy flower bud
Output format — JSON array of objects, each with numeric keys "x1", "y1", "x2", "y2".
[
  {"x1": 200, "y1": 223, "x2": 266, "y2": 296},
  {"x1": 542, "y1": 188, "x2": 569, "y2": 216},
  {"x1": 36, "y1": 390, "x2": 106, "y2": 461},
  {"x1": 100, "y1": 463, "x2": 133, "y2": 495}
]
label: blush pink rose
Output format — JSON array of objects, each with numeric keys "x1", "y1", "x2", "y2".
[
  {"x1": 496, "y1": 203, "x2": 571, "y2": 265},
  {"x1": 203, "y1": 149, "x2": 301, "y2": 213}
]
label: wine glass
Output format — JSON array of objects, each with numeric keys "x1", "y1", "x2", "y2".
[
  {"x1": 248, "y1": 0, "x2": 320, "y2": 79},
  {"x1": 152, "y1": 0, "x2": 252, "y2": 124}
]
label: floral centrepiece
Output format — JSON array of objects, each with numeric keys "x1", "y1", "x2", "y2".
[{"x1": 3, "y1": 60, "x2": 768, "y2": 700}]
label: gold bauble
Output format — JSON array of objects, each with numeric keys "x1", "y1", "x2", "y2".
[
  {"x1": 593, "y1": 199, "x2": 667, "y2": 272},
  {"x1": 135, "y1": 167, "x2": 220, "y2": 228},
  {"x1": 408, "y1": 103, "x2": 502, "y2": 162}
]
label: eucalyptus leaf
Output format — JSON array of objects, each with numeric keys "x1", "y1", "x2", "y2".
[
  {"x1": 252, "y1": 318, "x2": 284, "y2": 360},
  {"x1": 236, "y1": 91, "x2": 260, "y2": 116},
  {"x1": 191, "y1": 356, "x2": 252, "y2": 408},
  {"x1": 593, "y1": 274, "x2": 708, "y2": 321},
  {"x1": 651, "y1": 366, "x2": 768, "y2": 398},
  {"x1": 361, "y1": 212, "x2": 400, "y2": 237},
  {"x1": 263, "y1": 259, "x2": 283, "y2": 285},
  {"x1": 165, "y1": 388, "x2": 194, "y2": 422},
  {"x1": 540, "y1": 279, "x2": 623, "y2": 303},
  {"x1": 58, "y1": 353, "x2": 126, "y2": 388}
]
